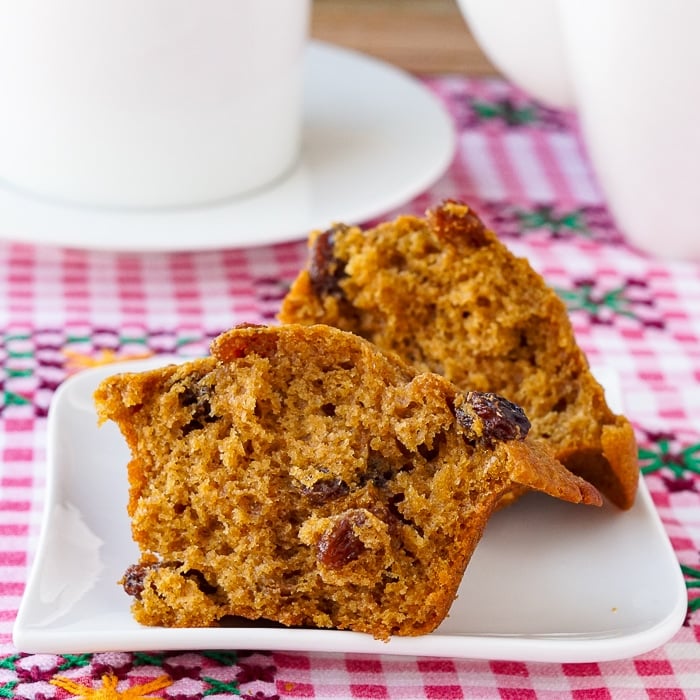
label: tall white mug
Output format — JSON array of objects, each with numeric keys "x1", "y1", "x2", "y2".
[
  {"x1": 0, "y1": 0, "x2": 310, "y2": 209},
  {"x1": 458, "y1": 0, "x2": 700, "y2": 260}
]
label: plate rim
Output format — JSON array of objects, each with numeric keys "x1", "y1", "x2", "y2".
[
  {"x1": 0, "y1": 40, "x2": 455, "y2": 252},
  {"x1": 13, "y1": 357, "x2": 687, "y2": 661}
]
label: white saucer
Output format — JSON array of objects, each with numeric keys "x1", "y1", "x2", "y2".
[
  {"x1": 13, "y1": 360, "x2": 686, "y2": 661},
  {"x1": 0, "y1": 42, "x2": 455, "y2": 252}
]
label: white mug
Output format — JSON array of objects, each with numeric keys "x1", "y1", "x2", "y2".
[
  {"x1": 0, "y1": 0, "x2": 310, "y2": 209},
  {"x1": 458, "y1": 0, "x2": 700, "y2": 260}
]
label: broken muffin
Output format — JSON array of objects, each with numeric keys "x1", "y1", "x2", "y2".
[
  {"x1": 95, "y1": 323, "x2": 600, "y2": 639},
  {"x1": 279, "y1": 201, "x2": 639, "y2": 510}
]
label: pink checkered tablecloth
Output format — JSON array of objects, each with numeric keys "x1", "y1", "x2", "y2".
[{"x1": 1, "y1": 74, "x2": 700, "y2": 699}]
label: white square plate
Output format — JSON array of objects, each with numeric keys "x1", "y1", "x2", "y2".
[{"x1": 14, "y1": 357, "x2": 687, "y2": 661}]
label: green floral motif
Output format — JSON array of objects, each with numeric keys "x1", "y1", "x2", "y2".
[
  {"x1": 0, "y1": 656, "x2": 19, "y2": 671},
  {"x1": 515, "y1": 205, "x2": 590, "y2": 236},
  {"x1": 0, "y1": 655, "x2": 23, "y2": 694},
  {"x1": 640, "y1": 436, "x2": 700, "y2": 478},
  {"x1": 132, "y1": 652, "x2": 167, "y2": 667},
  {"x1": 1, "y1": 390, "x2": 30, "y2": 407},
  {"x1": 2, "y1": 332, "x2": 33, "y2": 409},
  {"x1": 57, "y1": 654, "x2": 93, "y2": 671},
  {"x1": 557, "y1": 281, "x2": 637, "y2": 320},
  {"x1": 0, "y1": 650, "x2": 272, "y2": 698},
  {"x1": 554, "y1": 277, "x2": 665, "y2": 328},
  {"x1": 203, "y1": 677, "x2": 241, "y2": 696},
  {"x1": 637, "y1": 433, "x2": 700, "y2": 616},
  {"x1": 0, "y1": 681, "x2": 18, "y2": 699},
  {"x1": 479, "y1": 202, "x2": 623, "y2": 243},
  {"x1": 0, "y1": 326, "x2": 224, "y2": 417},
  {"x1": 681, "y1": 564, "x2": 700, "y2": 613},
  {"x1": 556, "y1": 278, "x2": 664, "y2": 328},
  {"x1": 202, "y1": 651, "x2": 240, "y2": 666},
  {"x1": 471, "y1": 97, "x2": 538, "y2": 126},
  {"x1": 66, "y1": 330, "x2": 206, "y2": 351}
]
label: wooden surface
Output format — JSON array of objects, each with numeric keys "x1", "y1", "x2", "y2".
[{"x1": 310, "y1": 0, "x2": 499, "y2": 75}]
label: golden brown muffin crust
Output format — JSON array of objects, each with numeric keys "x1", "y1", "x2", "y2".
[
  {"x1": 96, "y1": 323, "x2": 601, "y2": 639},
  {"x1": 279, "y1": 201, "x2": 639, "y2": 509}
]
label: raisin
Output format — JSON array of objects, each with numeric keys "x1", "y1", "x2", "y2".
[
  {"x1": 309, "y1": 226, "x2": 349, "y2": 299},
  {"x1": 122, "y1": 562, "x2": 209, "y2": 599},
  {"x1": 301, "y1": 477, "x2": 350, "y2": 505},
  {"x1": 121, "y1": 561, "x2": 178, "y2": 598},
  {"x1": 455, "y1": 391, "x2": 530, "y2": 443},
  {"x1": 178, "y1": 383, "x2": 219, "y2": 435},
  {"x1": 122, "y1": 563, "x2": 151, "y2": 598},
  {"x1": 317, "y1": 512, "x2": 367, "y2": 569},
  {"x1": 429, "y1": 200, "x2": 491, "y2": 249}
]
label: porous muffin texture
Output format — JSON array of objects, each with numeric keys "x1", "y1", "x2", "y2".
[
  {"x1": 95, "y1": 323, "x2": 600, "y2": 639},
  {"x1": 279, "y1": 201, "x2": 639, "y2": 510}
]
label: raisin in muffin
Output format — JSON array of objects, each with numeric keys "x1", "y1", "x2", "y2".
[
  {"x1": 279, "y1": 201, "x2": 638, "y2": 510},
  {"x1": 95, "y1": 323, "x2": 600, "y2": 639}
]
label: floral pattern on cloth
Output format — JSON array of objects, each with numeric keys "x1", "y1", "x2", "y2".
[{"x1": 1, "y1": 651, "x2": 278, "y2": 699}]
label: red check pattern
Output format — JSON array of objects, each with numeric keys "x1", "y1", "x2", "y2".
[{"x1": 1, "y1": 72, "x2": 699, "y2": 699}]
